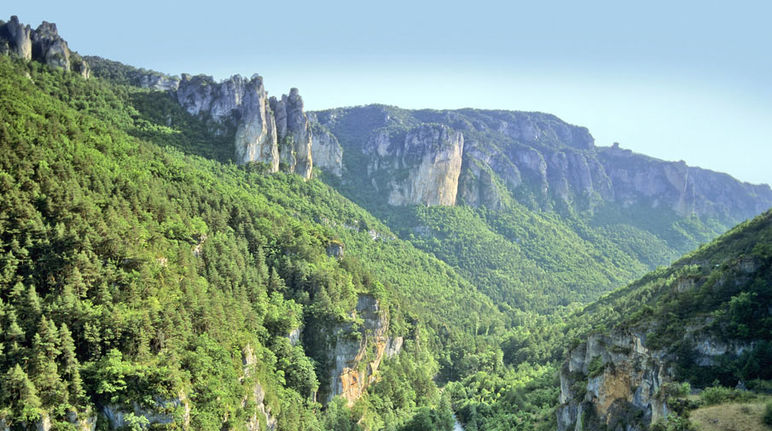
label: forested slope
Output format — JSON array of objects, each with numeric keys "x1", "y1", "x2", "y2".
[{"x1": 0, "y1": 56, "x2": 504, "y2": 430}]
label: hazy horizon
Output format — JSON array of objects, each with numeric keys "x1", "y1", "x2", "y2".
[{"x1": 9, "y1": 0, "x2": 772, "y2": 186}]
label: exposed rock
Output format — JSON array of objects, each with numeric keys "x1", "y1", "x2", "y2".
[
  {"x1": 174, "y1": 74, "x2": 318, "y2": 176},
  {"x1": 242, "y1": 345, "x2": 278, "y2": 431},
  {"x1": 311, "y1": 106, "x2": 772, "y2": 219},
  {"x1": 269, "y1": 88, "x2": 313, "y2": 179},
  {"x1": 288, "y1": 327, "x2": 302, "y2": 346},
  {"x1": 326, "y1": 240, "x2": 345, "y2": 258},
  {"x1": 1, "y1": 16, "x2": 32, "y2": 60},
  {"x1": 309, "y1": 116, "x2": 344, "y2": 176},
  {"x1": 557, "y1": 330, "x2": 670, "y2": 431},
  {"x1": 0, "y1": 16, "x2": 90, "y2": 77},
  {"x1": 558, "y1": 320, "x2": 759, "y2": 431},
  {"x1": 66, "y1": 410, "x2": 97, "y2": 431},
  {"x1": 326, "y1": 294, "x2": 402, "y2": 406},
  {"x1": 598, "y1": 145, "x2": 772, "y2": 220},
  {"x1": 233, "y1": 78, "x2": 279, "y2": 171},
  {"x1": 138, "y1": 73, "x2": 180, "y2": 91},
  {"x1": 102, "y1": 393, "x2": 190, "y2": 430},
  {"x1": 385, "y1": 336, "x2": 403, "y2": 358},
  {"x1": 366, "y1": 124, "x2": 464, "y2": 206},
  {"x1": 32, "y1": 21, "x2": 70, "y2": 70}
]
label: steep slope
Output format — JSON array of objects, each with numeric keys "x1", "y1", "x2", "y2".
[
  {"x1": 556, "y1": 210, "x2": 772, "y2": 430},
  {"x1": 0, "y1": 38, "x2": 502, "y2": 431},
  {"x1": 307, "y1": 105, "x2": 772, "y2": 312}
]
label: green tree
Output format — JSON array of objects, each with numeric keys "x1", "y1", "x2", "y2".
[{"x1": 1, "y1": 364, "x2": 43, "y2": 424}]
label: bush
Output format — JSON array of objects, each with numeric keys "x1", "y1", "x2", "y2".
[
  {"x1": 699, "y1": 385, "x2": 754, "y2": 406},
  {"x1": 763, "y1": 402, "x2": 772, "y2": 426},
  {"x1": 650, "y1": 415, "x2": 695, "y2": 431},
  {"x1": 587, "y1": 356, "x2": 605, "y2": 378}
]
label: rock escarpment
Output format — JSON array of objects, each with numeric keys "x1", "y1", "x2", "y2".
[
  {"x1": 269, "y1": 89, "x2": 313, "y2": 178},
  {"x1": 319, "y1": 294, "x2": 402, "y2": 406},
  {"x1": 557, "y1": 331, "x2": 671, "y2": 431},
  {"x1": 175, "y1": 75, "x2": 318, "y2": 177},
  {"x1": 557, "y1": 232, "x2": 771, "y2": 431},
  {"x1": 308, "y1": 116, "x2": 344, "y2": 177},
  {"x1": 310, "y1": 105, "x2": 772, "y2": 223},
  {"x1": 366, "y1": 124, "x2": 465, "y2": 206},
  {"x1": 557, "y1": 324, "x2": 760, "y2": 431},
  {"x1": 598, "y1": 143, "x2": 772, "y2": 220},
  {"x1": 0, "y1": 16, "x2": 89, "y2": 77}
]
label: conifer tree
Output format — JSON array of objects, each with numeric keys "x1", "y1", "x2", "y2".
[
  {"x1": 1, "y1": 364, "x2": 42, "y2": 424},
  {"x1": 31, "y1": 316, "x2": 67, "y2": 408},
  {"x1": 58, "y1": 323, "x2": 86, "y2": 407}
]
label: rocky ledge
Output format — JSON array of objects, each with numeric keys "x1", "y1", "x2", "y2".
[{"x1": 0, "y1": 16, "x2": 89, "y2": 77}]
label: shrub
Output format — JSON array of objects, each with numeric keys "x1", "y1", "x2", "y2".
[
  {"x1": 763, "y1": 401, "x2": 772, "y2": 426},
  {"x1": 699, "y1": 385, "x2": 754, "y2": 406},
  {"x1": 587, "y1": 356, "x2": 605, "y2": 378}
]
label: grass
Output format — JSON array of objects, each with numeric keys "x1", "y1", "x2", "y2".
[{"x1": 690, "y1": 397, "x2": 772, "y2": 431}]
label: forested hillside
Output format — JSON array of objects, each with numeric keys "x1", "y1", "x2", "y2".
[
  {"x1": 557, "y1": 209, "x2": 772, "y2": 430},
  {"x1": 310, "y1": 105, "x2": 769, "y2": 313},
  {"x1": 0, "y1": 55, "x2": 507, "y2": 430}
]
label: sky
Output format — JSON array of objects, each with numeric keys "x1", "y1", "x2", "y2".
[{"x1": 9, "y1": 0, "x2": 772, "y2": 185}]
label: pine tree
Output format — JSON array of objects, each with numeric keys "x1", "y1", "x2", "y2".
[
  {"x1": 4, "y1": 308, "x2": 25, "y2": 365},
  {"x1": 59, "y1": 323, "x2": 86, "y2": 407},
  {"x1": 268, "y1": 267, "x2": 286, "y2": 293},
  {"x1": 2, "y1": 364, "x2": 42, "y2": 424},
  {"x1": 30, "y1": 316, "x2": 67, "y2": 409}
]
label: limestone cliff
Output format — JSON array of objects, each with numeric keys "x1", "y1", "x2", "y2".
[
  {"x1": 598, "y1": 143, "x2": 772, "y2": 220},
  {"x1": 308, "y1": 116, "x2": 344, "y2": 177},
  {"x1": 365, "y1": 124, "x2": 465, "y2": 206},
  {"x1": 322, "y1": 294, "x2": 402, "y2": 406},
  {"x1": 175, "y1": 74, "x2": 315, "y2": 177},
  {"x1": 310, "y1": 105, "x2": 772, "y2": 225},
  {"x1": 557, "y1": 330, "x2": 671, "y2": 431},
  {"x1": 242, "y1": 346, "x2": 278, "y2": 431},
  {"x1": 557, "y1": 324, "x2": 760, "y2": 431},
  {"x1": 269, "y1": 89, "x2": 313, "y2": 178},
  {"x1": 0, "y1": 16, "x2": 89, "y2": 77}
]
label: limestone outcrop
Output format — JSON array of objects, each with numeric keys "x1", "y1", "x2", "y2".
[
  {"x1": 0, "y1": 16, "x2": 89, "y2": 77},
  {"x1": 310, "y1": 105, "x2": 772, "y2": 224},
  {"x1": 323, "y1": 294, "x2": 402, "y2": 406},
  {"x1": 269, "y1": 89, "x2": 313, "y2": 178},
  {"x1": 598, "y1": 143, "x2": 772, "y2": 220},
  {"x1": 365, "y1": 124, "x2": 465, "y2": 206},
  {"x1": 174, "y1": 75, "x2": 315, "y2": 177},
  {"x1": 101, "y1": 393, "x2": 190, "y2": 430},
  {"x1": 242, "y1": 346, "x2": 278, "y2": 431},
  {"x1": 557, "y1": 330, "x2": 671, "y2": 431},
  {"x1": 308, "y1": 116, "x2": 344, "y2": 177}
]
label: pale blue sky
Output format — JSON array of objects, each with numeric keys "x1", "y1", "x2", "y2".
[{"x1": 9, "y1": 1, "x2": 772, "y2": 185}]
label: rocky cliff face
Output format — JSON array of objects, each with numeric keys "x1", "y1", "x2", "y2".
[
  {"x1": 269, "y1": 89, "x2": 313, "y2": 178},
  {"x1": 174, "y1": 75, "x2": 316, "y2": 177},
  {"x1": 598, "y1": 143, "x2": 772, "y2": 220},
  {"x1": 242, "y1": 346, "x2": 278, "y2": 431},
  {"x1": 325, "y1": 294, "x2": 402, "y2": 406},
  {"x1": 557, "y1": 323, "x2": 759, "y2": 431},
  {"x1": 365, "y1": 124, "x2": 465, "y2": 206},
  {"x1": 557, "y1": 235, "x2": 771, "y2": 431},
  {"x1": 308, "y1": 116, "x2": 344, "y2": 177},
  {"x1": 557, "y1": 330, "x2": 671, "y2": 431},
  {"x1": 310, "y1": 105, "x2": 772, "y2": 224},
  {"x1": 0, "y1": 16, "x2": 89, "y2": 77}
]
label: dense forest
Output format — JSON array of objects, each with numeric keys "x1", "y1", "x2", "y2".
[{"x1": 0, "y1": 56, "x2": 502, "y2": 430}]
